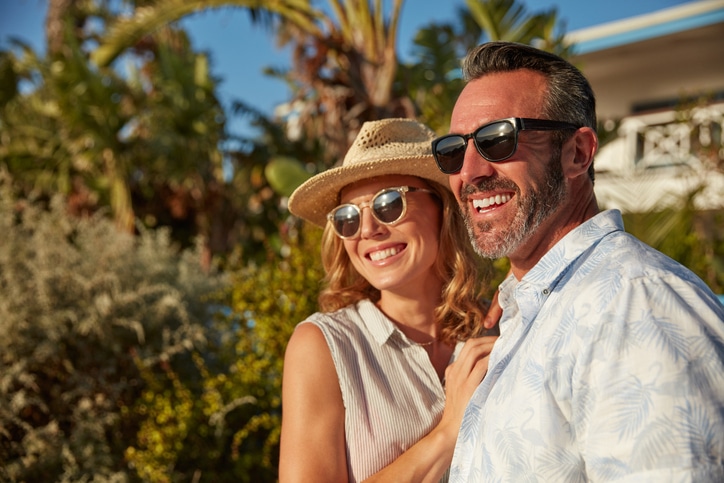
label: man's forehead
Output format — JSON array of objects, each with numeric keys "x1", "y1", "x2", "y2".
[{"x1": 451, "y1": 72, "x2": 548, "y2": 132}]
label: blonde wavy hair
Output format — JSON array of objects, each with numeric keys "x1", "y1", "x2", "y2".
[{"x1": 317, "y1": 179, "x2": 492, "y2": 344}]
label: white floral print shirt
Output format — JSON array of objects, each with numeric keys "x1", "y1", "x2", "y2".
[{"x1": 450, "y1": 210, "x2": 724, "y2": 482}]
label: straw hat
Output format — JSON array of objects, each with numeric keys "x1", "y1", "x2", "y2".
[{"x1": 288, "y1": 118, "x2": 450, "y2": 227}]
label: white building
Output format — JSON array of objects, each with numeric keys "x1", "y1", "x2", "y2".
[{"x1": 567, "y1": 0, "x2": 724, "y2": 213}]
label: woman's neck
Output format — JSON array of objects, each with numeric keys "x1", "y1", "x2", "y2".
[
  {"x1": 377, "y1": 289, "x2": 441, "y2": 340},
  {"x1": 377, "y1": 291, "x2": 453, "y2": 382}
]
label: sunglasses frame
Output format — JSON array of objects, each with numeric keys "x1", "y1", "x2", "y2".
[
  {"x1": 327, "y1": 186, "x2": 434, "y2": 239},
  {"x1": 432, "y1": 117, "x2": 580, "y2": 174}
]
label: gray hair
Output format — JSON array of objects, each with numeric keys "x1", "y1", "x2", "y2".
[
  {"x1": 462, "y1": 42, "x2": 596, "y2": 129},
  {"x1": 461, "y1": 42, "x2": 597, "y2": 180}
]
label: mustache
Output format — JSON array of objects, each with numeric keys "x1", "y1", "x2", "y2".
[{"x1": 459, "y1": 178, "x2": 519, "y2": 202}]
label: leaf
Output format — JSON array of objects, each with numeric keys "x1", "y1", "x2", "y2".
[{"x1": 264, "y1": 156, "x2": 311, "y2": 197}]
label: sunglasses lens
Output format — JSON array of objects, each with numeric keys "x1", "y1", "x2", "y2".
[
  {"x1": 330, "y1": 188, "x2": 409, "y2": 238},
  {"x1": 331, "y1": 205, "x2": 360, "y2": 238},
  {"x1": 474, "y1": 121, "x2": 516, "y2": 161},
  {"x1": 433, "y1": 136, "x2": 467, "y2": 174},
  {"x1": 372, "y1": 189, "x2": 405, "y2": 224}
]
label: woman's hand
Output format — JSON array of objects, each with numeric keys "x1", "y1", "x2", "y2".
[
  {"x1": 363, "y1": 334, "x2": 498, "y2": 483},
  {"x1": 440, "y1": 335, "x2": 498, "y2": 436}
]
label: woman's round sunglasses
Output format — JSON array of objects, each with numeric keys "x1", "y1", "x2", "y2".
[
  {"x1": 432, "y1": 117, "x2": 579, "y2": 174},
  {"x1": 327, "y1": 186, "x2": 435, "y2": 239}
]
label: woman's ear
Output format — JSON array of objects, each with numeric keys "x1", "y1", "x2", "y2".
[{"x1": 562, "y1": 127, "x2": 598, "y2": 180}]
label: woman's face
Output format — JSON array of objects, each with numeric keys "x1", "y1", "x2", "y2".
[{"x1": 338, "y1": 175, "x2": 443, "y2": 296}]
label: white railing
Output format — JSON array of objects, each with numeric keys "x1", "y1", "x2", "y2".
[{"x1": 594, "y1": 102, "x2": 724, "y2": 213}]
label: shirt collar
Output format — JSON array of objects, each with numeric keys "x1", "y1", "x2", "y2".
[
  {"x1": 495, "y1": 210, "x2": 623, "y2": 335},
  {"x1": 502, "y1": 209, "x2": 624, "y2": 298},
  {"x1": 357, "y1": 298, "x2": 397, "y2": 346},
  {"x1": 357, "y1": 298, "x2": 441, "y2": 349}
]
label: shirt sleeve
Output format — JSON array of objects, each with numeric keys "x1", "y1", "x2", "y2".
[{"x1": 572, "y1": 273, "x2": 724, "y2": 481}]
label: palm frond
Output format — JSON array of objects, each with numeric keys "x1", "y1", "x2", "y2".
[{"x1": 92, "y1": 0, "x2": 322, "y2": 67}]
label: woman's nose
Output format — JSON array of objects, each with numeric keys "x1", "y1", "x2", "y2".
[{"x1": 359, "y1": 206, "x2": 386, "y2": 239}]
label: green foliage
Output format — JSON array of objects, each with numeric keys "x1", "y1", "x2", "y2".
[
  {"x1": 403, "y1": 22, "x2": 468, "y2": 133},
  {"x1": 623, "y1": 198, "x2": 724, "y2": 294},
  {"x1": 124, "y1": 359, "x2": 198, "y2": 482},
  {"x1": 0, "y1": 170, "x2": 226, "y2": 481},
  {"x1": 223, "y1": 115, "x2": 325, "y2": 265},
  {"x1": 2, "y1": 25, "x2": 139, "y2": 231},
  {"x1": 0, "y1": 6, "x2": 252, "y2": 265},
  {"x1": 120, "y1": 224, "x2": 324, "y2": 482},
  {"x1": 224, "y1": 224, "x2": 324, "y2": 480}
]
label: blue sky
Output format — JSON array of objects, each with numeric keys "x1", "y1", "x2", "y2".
[{"x1": 0, "y1": 0, "x2": 695, "y2": 137}]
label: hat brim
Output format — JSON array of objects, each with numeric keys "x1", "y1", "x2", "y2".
[{"x1": 288, "y1": 154, "x2": 451, "y2": 228}]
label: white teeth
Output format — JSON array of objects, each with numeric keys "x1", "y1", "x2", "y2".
[
  {"x1": 370, "y1": 247, "x2": 400, "y2": 261},
  {"x1": 472, "y1": 194, "x2": 511, "y2": 210}
]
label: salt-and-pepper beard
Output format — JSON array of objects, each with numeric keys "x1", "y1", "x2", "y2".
[{"x1": 461, "y1": 146, "x2": 567, "y2": 260}]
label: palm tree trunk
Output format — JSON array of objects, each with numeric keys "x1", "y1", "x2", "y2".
[{"x1": 46, "y1": 0, "x2": 75, "y2": 56}]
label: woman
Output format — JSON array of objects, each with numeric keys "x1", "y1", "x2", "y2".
[{"x1": 279, "y1": 118, "x2": 499, "y2": 482}]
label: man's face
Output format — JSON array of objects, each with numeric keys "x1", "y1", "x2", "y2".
[{"x1": 447, "y1": 70, "x2": 569, "y2": 262}]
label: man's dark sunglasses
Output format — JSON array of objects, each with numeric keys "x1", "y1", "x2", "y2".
[{"x1": 432, "y1": 117, "x2": 579, "y2": 174}]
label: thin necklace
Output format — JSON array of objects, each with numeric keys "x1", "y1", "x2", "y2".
[{"x1": 413, "y1": 338, "x2": 435, "y2": 347}]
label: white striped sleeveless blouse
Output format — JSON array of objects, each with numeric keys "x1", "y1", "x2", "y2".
[{"x1": 299, "y1": 298, "x2": 462, "y2": 482}]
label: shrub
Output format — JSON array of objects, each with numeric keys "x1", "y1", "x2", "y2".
[{"x1": 0, "y1": 170, "x2": 225, "y2": 481}]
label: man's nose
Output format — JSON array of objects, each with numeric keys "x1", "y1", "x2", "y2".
[{"x1": 459, "y1": 139, "x2": 496, "y2": 185}]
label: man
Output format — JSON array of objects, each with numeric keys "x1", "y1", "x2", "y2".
[{"x1": 432, "y1": 41, "x2": 724, "y2": 481}]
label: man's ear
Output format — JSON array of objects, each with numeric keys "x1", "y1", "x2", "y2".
[{"x1": 562, "y1": 127, "x2": 598, "y2": 179}]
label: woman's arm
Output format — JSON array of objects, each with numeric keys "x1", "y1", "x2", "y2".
[
  {"x1": 363, "y1": 336, "x2": 497, "y2": 483},
  {"x1": 279, "y1": 323, "x2": 348, "y2": 483}
]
